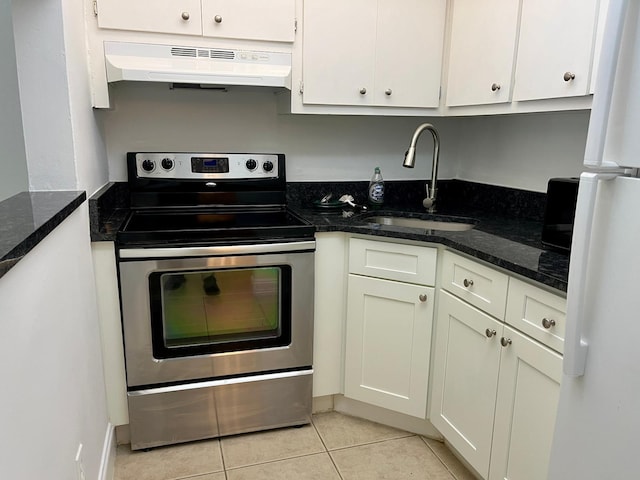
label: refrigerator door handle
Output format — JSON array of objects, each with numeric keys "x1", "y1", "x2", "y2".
[
  {"x1": 584, "y1": 0, "x2": 629, "y2": 168},
  {"x1": 564, "y1": 172, "x2": 618, "y2": 376}
]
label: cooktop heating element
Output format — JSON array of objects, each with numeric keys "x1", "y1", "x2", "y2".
[{"x1": 118, "y1": 152, "x2": 314, "y2": 246}]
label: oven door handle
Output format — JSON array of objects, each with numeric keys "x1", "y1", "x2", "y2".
[{"x1": 118, "y1": 241, "x2": 316, "y2": 259}]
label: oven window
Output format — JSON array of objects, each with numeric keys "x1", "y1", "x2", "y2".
[{"x1": 149, "y1": 266, "x2": 291, "y2": 358}]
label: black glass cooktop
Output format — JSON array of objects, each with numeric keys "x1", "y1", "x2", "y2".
[{"x1": 118, "y1": 208, "x2": 315, "y2": 246}]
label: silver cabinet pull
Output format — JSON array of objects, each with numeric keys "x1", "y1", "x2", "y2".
[
  {"x1": 485, "y1": 329, "x2": 497, "y2": 338},
  {"x1": 181, "y1": 11, "x2": 190, "y2": 20},
  {"x1": 542, "y1": 318, "x2": 556, "y2": 329},
  {"x1": 491, "y1": 83, "x2": 501, "y2": 92},
  {"x1": 385, "y1": 88, "x2": 392, "y2": 96},
  {"x1": 419, "y1": 294, "x2": 428, "y2": 303},
  {"x1": 359, "y1": 87, "x2": 367, "y2": 95},
  {"x1": 563, "y1": 72, "x2": 576, "y2": 82},
  {"x1": 214, "y1": 15, "x2": 223, "y2": 23},
  {"x1": 500, "y1": 337, "x2": 512, "y2": 347},
  {"x1": 463, "y1": 278, "x2": 474, "y2": 288}
]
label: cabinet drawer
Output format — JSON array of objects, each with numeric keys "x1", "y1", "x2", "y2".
[
  {"x1": 505, "y1": 278, "x2": 566, "y2": 353},
  {"x1": 441, "y1": 251, "x2": 509, "y2": 320},
  {"x1": 349, "y1": 238, "x2": 437, "y2": 286}
]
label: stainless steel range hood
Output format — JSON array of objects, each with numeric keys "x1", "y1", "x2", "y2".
[{"x1": 104, "y1": 41, "x2": 292, "y2": 89}]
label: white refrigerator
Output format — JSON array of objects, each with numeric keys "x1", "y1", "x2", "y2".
[{"x1": 548, "y1": 1, "x2": 640, "y2": 478}]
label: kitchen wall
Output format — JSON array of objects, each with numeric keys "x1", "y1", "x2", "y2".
[
  {"x1": 0, "y1": 205, "x2": 109, "y2": 480},
  {"x1": 0, "y1": 0, "x2": 28, "y2": 202},
  {"x1": 12, "y1": 0, "x2": 108, "y2": 197},
  {"x1": 2, "y1": 1, "x2": 112, "y2": 479},
  {"x1": 453, "y1": 111, "x2": 589, "y2": 191},
  {"x1": 101, "y1": 83, "x2": 588, "y2": 192}
]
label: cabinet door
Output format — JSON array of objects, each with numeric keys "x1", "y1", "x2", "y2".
[
  {"x1": 489, "y1": 326, "x2": 562, "y2": 480},
  {"x1": 374, "y1": 0, "x2": 446, "y2": 107},
  {"x1": 429, "y1": 290, "x2": 502, "y2": 479},
  {"x1": 513, "y1": 0, "x2": 599, "y2": 101},
  {"x1": 302, "y1": 0, "x2": 377, "y2": 106},
  {"x1": 202, "y1": 0, "x2": 295, "y2": 42},
  {"x1": 96, "y1": 0, "x2": 203, "y2": 36},
  {"x1": 446, "y1": 0, "x2": 519, "y2": 107},
  {"x1": 344, "y1": 274, "x2": 434, "y2": 418}
]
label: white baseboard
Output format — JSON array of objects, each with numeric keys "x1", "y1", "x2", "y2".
[
  {"x1": 312, "y1": 395, "x2": 335, "y2": 413},
  {"x1": 98, "y1": 423, "x2": 116, "y2": 480}
]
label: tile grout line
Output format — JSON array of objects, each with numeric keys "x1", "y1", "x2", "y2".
[
  {"x1": 419, "y1": 436, "x2": 462, "y2": 480},
  {"x1": 223, "y1": 451, "x2": 331, "y2": 473},
  {"x1": 310, "y1": 416, "x2": 345, "y2": 480},
  {"x1": 325, "y1": 433, "x2": 417, "y2": 453},
  {"x1": 217, "y1": 438, "x2": 229, "y2": 480}
]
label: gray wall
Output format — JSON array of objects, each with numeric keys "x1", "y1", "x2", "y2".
[
  {"x1": 0, "y1": 0, "x2": 28, "y2": 202},
  {"x1": 101, "y1": 83, "x2": 588, "y2": 192}
]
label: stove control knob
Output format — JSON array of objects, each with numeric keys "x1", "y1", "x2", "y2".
[
  {"x1": 245, "y1": 158, "x2": 257, "y2": 171},
  {"x1": 161, "y1": 158, "x2": 174, "y2": 170},
  {"x1": 263, "y1": 160, "x2": 274, "y2": 173},
  {"x1": 141, "y1": 159, "x2": 156, "y2": 172}
]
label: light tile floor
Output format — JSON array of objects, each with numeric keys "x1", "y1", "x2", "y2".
[{"x1": 114, "y1": 411, "x2": 478, "y2": 480}]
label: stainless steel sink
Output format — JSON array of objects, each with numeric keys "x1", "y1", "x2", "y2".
[{"x1": 364, "y1": 216, "x2": 476, "y2": 232}]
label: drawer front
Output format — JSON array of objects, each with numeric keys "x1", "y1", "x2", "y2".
[
  {"x1": 349, "y1": 238, "x2": 437, "y2": 286},
  {"x1": 506, "y1": 278, "x2": 566, "y2": 353},
  {"x1": 441, "y1": 250, "x2": 509, "y2": 320}
]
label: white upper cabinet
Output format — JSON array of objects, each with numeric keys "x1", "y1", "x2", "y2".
[
  {"x1": 302, "y1": 0, "x2": 445, "y2": 108},
  {"x1": 302, "y1": 0, "x2": 377, "y2": 106},
  {"x1": 446, "y1": 0, "x2": 520, "y2": 107},
  {"x1": 201, "y1": 0, "x2": 295, "y2": 42},
  {"x1": 373, "y1": 0, "x2": 445, "y2": 108},
  {"x1": 95, "y1": 0, "x2": 295, "y2": 42},
  {"x1": 512, "y1": 0, "x2": 600, "y2": 101},
  {"x1": 96, "y1": 0, "x2": 204, "y2": 36}
]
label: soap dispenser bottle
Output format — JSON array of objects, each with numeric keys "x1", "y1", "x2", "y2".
[{"x1": 368, "y1": 167, "x2": 384, "y2": 206}]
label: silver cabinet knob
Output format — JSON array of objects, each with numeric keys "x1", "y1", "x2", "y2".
[
  {"x1": 485, "y1": 329, "x2": 497, "y2": 338},
  {"x1": 491, "y1": 83, "x2": 501, "y2": 92},
  {"x1": 359, "y1": 87, "x2": 367, "y2": 95},
  {"x1": 214, "y1": 15, "x2": 223, "y2": 23},
  {"x1": 419, "y1": 294, "x2": 428, "y2": 303},
  {"x1": 463, "y1": 278, "x2": 474, "y2": 288},
  {"x1": 181, "y1": 11, "x2": 190, "y2": 20},
  {"x1": 500, "y1": 337, "x2": 512, "y2": 347},
  {"x1": 563, "y1": 72, "x2": 576, "y2": 82},
  {"x1": 385, "y1": 88, "x2": 392, "y2": 96},
  {"x1": 542, "y1": 318, "x2": 556, "y2": 329}
]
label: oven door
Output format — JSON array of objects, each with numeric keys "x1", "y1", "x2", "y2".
[{"x1": 118, "y1": 241, "x2": 315, "y2": 387}]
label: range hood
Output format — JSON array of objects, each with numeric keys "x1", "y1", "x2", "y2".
[{"x1": 104, "y1": 41, "x2": 292, "y2": 89}]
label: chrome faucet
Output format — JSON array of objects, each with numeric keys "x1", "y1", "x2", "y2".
[{"x1": 403, "y1": 123, "x2": 440, "y2": 212}]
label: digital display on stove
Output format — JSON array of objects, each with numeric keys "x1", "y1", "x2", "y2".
[{"x1": 191, "y1": 157, "x2": 230, "y2": 173}]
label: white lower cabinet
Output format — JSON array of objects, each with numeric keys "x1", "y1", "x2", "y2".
[
  {"x1": 345, "y1": 274, "x2": 434, "y2": 417},
  {"x1": 344, "y1": 238, "x2": 437, "y2": 418},
  {"x1": 430, "y1": 291, "x2": 502, "y2": 476},
  {"x1": 313, "y1": 233, "x2": 348, "y2": 397},
  {"x1": 431, "y1": 252, "x2": 564, "y2": 480},
  {"x1": 489, "y1": 325, "x2": 562, "y2": 480}
]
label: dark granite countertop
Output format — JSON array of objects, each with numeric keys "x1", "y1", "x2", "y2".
[
  {"x1": 290, "y1": 205, "x2": 569, "y2": 292},
  {"x1": 89, "y1": 180, "x2": 570, "y2": 292},
  {"x1": 0, "y1": 191, "x2": 86, "y2": 280}
]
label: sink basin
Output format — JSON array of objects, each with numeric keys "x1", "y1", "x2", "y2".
[{"x1": 364, "y1": 216, "x2": 476, "y2": 232}]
